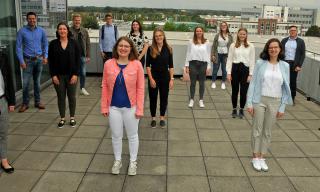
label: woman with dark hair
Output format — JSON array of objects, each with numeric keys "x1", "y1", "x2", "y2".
[
  {"x1": 48, "y1": 22, "x2": 80, "y2": 128},
  {"x1": 247, "y1": 38, "x2": 292, "y2": 172},
  {"x1": 185, "y1": 26, "x2": 211, "y2": 108},
  {"x1": 146, "y1": 28, "x2": 174, "y2": 128},
  {"x1": 126, "y1": 20, "x2": 149, "y2": 67},
  {"x1": 101, "y1": 36, "x2": 145, "y2": 176},
  {"x1": 226, "y1": 28, "x2": 255, "y2": 118},
  {"x1": 211, "y1": 21, "x2": 233, "y2": 89}
]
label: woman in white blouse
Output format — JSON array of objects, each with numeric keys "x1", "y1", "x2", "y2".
[
  {"x1": 246, "y1": 38, "x2": 292, "y2": 171},
  {"x1": 185, "y1": 26, "x2": 211, "y2": 108},
  {"x1": 226, "y1": 28, "x2": 255, "y2": 118}
]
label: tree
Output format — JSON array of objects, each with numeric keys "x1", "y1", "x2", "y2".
[
  {"x1": 176, "y1": 23, "x2": 190, "y2": 32},
  {"x1": 82, "y1": 16, "x2": 99, "y2": 29},
  {"x1": 306, "y1": 25, "x2": 320, "y2": 37},
  {"x1": 163, "y1": 22, "x2": 175, "y2": 31}
]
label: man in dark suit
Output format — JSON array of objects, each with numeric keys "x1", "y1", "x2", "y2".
[
  {"x1": 281, "y1": 25, "x2": 306, "y2": 103},
  {"x1": 0, "y1": 51, "x2": 15, "y2": 173}
]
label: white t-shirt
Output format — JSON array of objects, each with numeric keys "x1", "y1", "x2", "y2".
[{"x1": 261, "y1": 62, "x2": 283, "y2": 98}]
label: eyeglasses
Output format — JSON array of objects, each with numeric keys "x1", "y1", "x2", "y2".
[{"x1": 118, "y1": 44, "x2": 131, "y2": 49}]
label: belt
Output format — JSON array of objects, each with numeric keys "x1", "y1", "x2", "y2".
[{"x1": 24, "y1": 55, "x2": 41, "y2": 61}]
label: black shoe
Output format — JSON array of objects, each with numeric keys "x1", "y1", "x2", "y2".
[
  {"x1": 58, "y1": 119, "x2": 65, "y2": 128},
  {"x1": 239, "y1": 108, "x2": 244, "y2": 119},
  {"x1": 70, "y1": 119, "x2": 76, "y2": 128},
  {"x1": 1, "y1": 163, "x2": 14, "y2": 174},
  {"x1": 160, "y1": 120, "x2": 166, "y2": 128},
  {"x1": 232, "y1": 109, "x2": 237, "y2": 118},
  {"x1": 151, "y1": 120, "x2": 156, "y2": 128}
]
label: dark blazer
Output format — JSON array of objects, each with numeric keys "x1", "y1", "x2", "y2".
[
  {"x1": 0, "y1": 53, "x2": 16, "y2": 106},
  {"x1": 281, "y1": 37, "x2": 306, "y2": 68},
  {"x1": 48, "y1": 38, "x2": 80, "y2": 78}
]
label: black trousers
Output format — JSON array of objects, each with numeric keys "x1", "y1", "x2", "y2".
[
  {"x1": 286, "y1": 61, "x2": 298, "y2": 101},
  {"x1": 148, "y1": 71, "x2": 170, "y2": 117},
  {"x1": 231, "y1": 63, "x2": 249, "y2": 109}
]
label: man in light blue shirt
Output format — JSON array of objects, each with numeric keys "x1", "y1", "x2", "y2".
[{"x1": 16, "y1": 12, "x2": 48, "y2": 112}]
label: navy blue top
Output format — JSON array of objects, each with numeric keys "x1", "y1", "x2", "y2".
[{"x1": 111, "y1": 64, "x2": 131, "y2": 108}]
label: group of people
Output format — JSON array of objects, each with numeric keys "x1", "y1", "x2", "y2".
[{"x1": 0, "y1": 12, "x2": 306, "y2": 176}]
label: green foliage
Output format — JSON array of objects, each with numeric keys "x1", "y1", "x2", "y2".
[
  {"x1": 82, "y1": 16, "x2": 99, "y2": 29},
  {"x1": 305, "y1": 25, "x2": 320, "y2": 37},
  {"x1": 163, "y1": 22, "x2": 176, "y2": 31}
]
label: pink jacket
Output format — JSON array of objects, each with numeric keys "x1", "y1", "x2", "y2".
[{"x1": 101, "y1": 58, "x2": 145, "y2": 116}]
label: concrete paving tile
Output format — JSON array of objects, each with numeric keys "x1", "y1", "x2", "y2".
[
  {"x1": 78, "y1": 173, "x2": 125, "y2": 192},
  {"x1": 272, "y1": 129, "x2": 292, "y2": 141},
  {"x1": 279, "y1": 111, "x2": 295, "y2": 120},
  {"x1": 168, "y1": 109, "x2": 193, "y2": 118},
  {"x1": 295, "y1": 142, "x2": 320, "y2": 157},
  {"x1": 292, "y1": 111, "x2": 319, "y2": 120},
  {"x1": 31, "y1": 171, "x2": 84, "y2": 192},
  {"x1": 195, "y1": 118, "x2": 223, "y2": 129},
  {"x1": 88, "y1": 154, "x2": 129, "y2": 174},
  {"x1": 277, "y1": 120, "x2": 308, "y2": 130},
  {"x1": 168, "y1": 157, "x2": 206, "y2": 176},
  {"x1": 289, "y1": 177, "x2": 320, "y2": 192},
  {"x1": 167, "y1": 101, "x2": 189, "y2": 109},
  {"x1": 168, "y1": 118, "x2": 196, "y2": 129},
  {"x1": 0, "y1": 170, "x2": 43, "y2": 192},
  {"x1": 48, "y1": 153, "x2": 93, "y2": 172},
  {"x1": 82, "y1": 115, "x2": 109, "y2": 126},
  {"x1": 240, "y1": 157, "x2": 285, "y2": 176},
  {"x1": 73, "y1": 105, "x2": 95, "y2": 115},
  {"x1": 222, "y1": 119, "x2": 251, "y2": 130},
  {"x1": 271, "y1": 142, "x2": 305, "y2": 157},
  {"x1": 7, "y1": 150, "x2": 24, "y2": 162},
  {"x1": 214, "y1": 103, "x2": 233, "y2": 110},
  {"x1": 301, "y1": 119, "x2": 320, "y2": 130},
  {"x1": 227, "y1": 130, "x2": 251, "y2": 141},
  {"x1": 204, "y1": 157, "x2": 246, "y2": 176},
  {"x1": 286, "y1": 104, "x2": 309, "y2": 112},
  {"x1": 201, "y1": 142, "x2": 237, "y2": 157},
  {"x1": 97, "y1": 139, "x2": 129, "y2": 155},
  {"x1": 25, "y1": 113, "x2": 58, "y2": 124},
  {"x1": 168, "y1": 129, "x2": 198, "y2": 141},
  {"x1": 301, "y1": 102, "x2": 320, "y2": 111},
  {"x1": 37, "y1": 104, "x2": 59, "y2": 113},
  {"x1": 12, "y1": 123, "x2": 49, "y2": 135},
  {"x1": 168, "y1": 95, "x2": 189, "y2": 102},
  {"x1": 198, "y1": 129, "x2": 230, "y2": 141},
  {"x1": 123, "y1": 175, "x2": 166, "y2": 192},
  {"x1": 216, "y1": 110, "x2": 236, "y2": 119},
  {"x1": 42, "y1": 124, "x2": 76, "y2": 137},
  {"x1": 62, "y1": 138, "x2": 101, "y2": 153},
  {"x1": 249, "y1": 177, "x2": 297, "y2": 192},
  {"x1": 29, "y1": 136, "x2": 69, "y2": 152},
  {"x1": 193, "y1": 110, "x2": 219, "y2": 119},
  {"x1": 13, "y1": 151, "x2": 57, "y2": 170},
  {"x1": 276, "y1": 158, "x2": 320, "y2": 176},
  {"x1": 138, "y1": 156, "x2": 166, "y2": 175},
  {"x1": 73, "y1": 125, "x2": 106, "y2": 138},
  {"x1": 285, "y1": 130, "x2": 319, "y2": 141},
  {"x1": 169, "y1": 89, "x2": 189, "y2": 96},
  {"x1": 9, "y1": 112, "x2": 34, "y2": 123},
  {"x1": 139, "y1": 140, "x2": 167, "y2": 156},
  {"x1": 232, "y1": 141, "x2": 272, "y2": 157},
  {"x1": 7, "y1": 122, "x2": 21, "y2": 133},
  {"x1": 167, "y1": 176, "x2": 210, "y2": 192},
  {"x1": 7, "y1": 135, "x2": 37, "y2": 150},
  {"x1": 311, "y1": 158, "x2": 320, "y2": 170},
  {"x1": 210, "y1": 97, "x2": 231, "y2": 103},
  {"x1": 138, "y1": 127, "x2": 167, "y2": 140},
  {"x1": 168, "y1": 141, "x2": 202, "y2": 156},
  {"x1": 209, "y1": 177, "x2": 254, "y2": 192},
  {"x1": 77, "y1": 98, "x2": 98, "y2": 106}
]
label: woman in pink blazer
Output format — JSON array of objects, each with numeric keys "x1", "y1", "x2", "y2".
[{"x1": 101, "y1": 36, "x2": 145, "y2": 176}]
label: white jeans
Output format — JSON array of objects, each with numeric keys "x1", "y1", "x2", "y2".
[{"x1": 109, "y1": 106, "x2": 139, "y2": 161}]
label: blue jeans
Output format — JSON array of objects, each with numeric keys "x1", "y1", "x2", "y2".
[
  {"x1": 22, "y1": 58, "x2": 43, "y2": 105},
  {"x1": 79, "y1": 57, "x2": 86, "y2": 89},
  {"x1": 212, "y1": 53, "x2": 227, "y2": 82}
]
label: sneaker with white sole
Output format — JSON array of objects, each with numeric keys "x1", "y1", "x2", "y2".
[
  {"x1": 111, "y1": 160, "x2": 122, "y2": 175},
  {"x1": 211, "y1": 82, "x2": 216, "y2": 89},
  {"x1": 221, "y1": 82, "x2": 226, "y2": 89},
  {"x1": 128, "y1": 161, "x2": 137, "y2": 176},
  {"x1": 199, "y1": 100, "x2": 205, "y2": 108},
  {"x1": 251, "y1": 158, "x2": 261, "y2": 171},
  {"x1": 259, "y1": 158, "x2": 269, "y2": 172},
  {"x1": 188, "y1": 99, "x2": 194, "y2": 108},
  {"x1": 81, "y1": 88, "x2": 90, "y2": 96}
]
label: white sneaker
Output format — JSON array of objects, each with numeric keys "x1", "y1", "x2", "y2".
[
  {"x1": 199, "y1": 100, "x2": 205, "y2": 108},
  {"x1": 251, "y1": 158, "x2": 261, "y2": 172},
  {"x1": 221, "y1": 82, "x2": 226, "y2": 90},
  {"x1": 81, "y1": 88, "x2": 90, "y2": 96},
  {"x1": 211, "y1": 82, "x2": 216, "y2": 89},
  {"x1": 259, "y1": 158, "x2": 269, "y2": 172},
  {"x1": 188, "y1": 99, "x2": 194, "y2": 108},
  {"x1": 111, "y1": 160, "x2": 122, "y2": 175},
  {"x1": 128, "y1": 161, "x2": 137, "y2": 176}
]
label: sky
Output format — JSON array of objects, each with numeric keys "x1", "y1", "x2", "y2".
[{"x1": 68, "y1": 0, "x2": 320, "y2": 11}]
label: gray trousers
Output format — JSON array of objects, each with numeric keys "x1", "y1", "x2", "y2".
[
  {"x1": 189, "y1": 60, "x2": 207, "y2": 100},
  {"x1": 251, "y1": 96, "x2": 281, "y2": 154},
  {"x1": 53, "y1": 75, "x2": 77, "y2": 118},
  {"x1": 0, "y1": 97, "x2": 9, "y2": 159}
]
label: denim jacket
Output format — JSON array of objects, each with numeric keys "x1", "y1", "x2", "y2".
[{"x1": 246, "y1": 59, "x2": 293, "y2": 113}]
